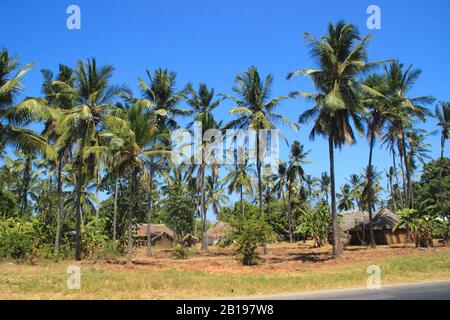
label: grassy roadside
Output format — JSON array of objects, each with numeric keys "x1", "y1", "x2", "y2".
[{"x1": 0, "y1": 249, "x2": 449, "y2": 299}]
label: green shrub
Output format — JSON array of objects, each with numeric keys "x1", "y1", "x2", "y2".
[
  {"x1": 34, "y1": 243, "x2": 72, "y2": 261},
  {"x1": 224, "y1": 215, "x2": 274, "y2": 266},
  {"x1": 0, "y1": 218, "x2": 36, "y2": 261},
  {"x1": 94, "y1": 241, "x2": 122, "y2": 260},
  {"x1": 81, "y1": 217, "x2": 108, "y2": 259},
  {"x1": 171, "y1": 244, "x2": 194, "y2": 260},
  {"x1": 296, "y1": 202, "x2": 331, "y2": 247}
]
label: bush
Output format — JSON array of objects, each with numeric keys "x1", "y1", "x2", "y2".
[
  {"x1": 81, "y1": 217, "x2": 108, "y2": 259},
  {"x1": 34, "y1": 243, "x2": 72, "y2": 261},
  {"x1": 171, "y1": 244, "x2": 194, "y2": 260},
  {"x1": 0, "y1": 218, "x2": 36, "y2": 261},
  {"x1": 296, "y1": 202, "x2": 331, "y2": 247},
  {"x1": 94, "y1": 241, "x2": 122, "y2": 260},
  {"x1": 224, "y1": 215, "x2": 274, "y2": 266}
]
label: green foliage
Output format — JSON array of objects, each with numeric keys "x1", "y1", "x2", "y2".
[
  {"x1": 415, "y1": 158, "x2": 450, "y2": 218},
  {"x1": 296, "y1": 202, "x2": 331, "y2": 247},
  {"x1": 223, "y1": 214, "x2": 274, "y2": 266},
  {"x1": 163, "y1": 166, "x2": 196, "y2": 236},
  {"x1": 0, "y1": 189, "x2": 19, "y2": 218},
  {"x1": 0, "y1": 218, "x2": 37, "y2": 261},
  {"x1": 99, "y1": 178, "x2": 150, "y2": 244},
  {"x1": 94, "y1": 241, "x2": 123, "y2": 260},
  {"x1": 264, "y1": 200, "x2": 289, "y2": 241},
  {"x1": 171, "y1": 244, "x2": 195, "y2": 260},
  {"x1": 394, "y1": 209, "x2": 433, "y2": 247},
  {"x1": 81, "y1": 217, "x2": 108, "y2": 259},
  {"x1": 34, "y1": 243, "x2": 71, "y2": 261}
]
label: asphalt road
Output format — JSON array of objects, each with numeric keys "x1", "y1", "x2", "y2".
[{"x1": 252, "y1": 280, "x2": 450, "y2": 300}]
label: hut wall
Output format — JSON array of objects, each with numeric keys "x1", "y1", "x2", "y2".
[
  {"x1": 347, "y1": 229, "x2": 407, "y2": 246},
  {"x1": 152, "y1": 234, "x2": 174, "y2": 248}
]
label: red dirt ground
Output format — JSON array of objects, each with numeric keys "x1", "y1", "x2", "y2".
[{"x1": 105, "y1": 242, "x2": 450, "y2": 275}]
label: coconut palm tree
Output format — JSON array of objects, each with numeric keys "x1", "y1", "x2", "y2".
[
  {"x1": 382, "y1": 126, "x2": 405, "y2": 209},
  {"x1": 41, "y1": 64, "x2": 77, "y2": 255},
  {"x1": 435, "y1": 102, "x2": 450, "y2": 163},
  {"x1": 434, "y1": 101, "x2": 450, "y2": 218},
  {"x1": 362, "y1": 74, "x2": 392, "y2": 247},
  {"x1": 338, "y1": 183, "x2": 354, "y2": 211},
  {"x1": 286, "y1": 141, "x2": 310, "y2": 242},
  {"x1": 145, "y1": 138, "x2": 170, "y2": 257},
  {"x1": 303, "y1": 174, "x2": 317, "y2": 203},
  {"x1": 348, "y1": 174, "x2": 362, "y2": 210},
  {"x1": 55, "y1": 58, "x2": 127, "y2": 260},
  {"x1": 225, "y1": 66, "x2": 296, "y2": 254},
  {"x1": 187, "y1": 83, "x2": 223, "y2": 252},
  {"x1": 91, "y1": 99, "x2": 168, "y2": 266},
  {"x1": 0, "y1": 49, "x2": 49, "y2": 158},
  {"x1": 290, "y1": 21, "x2": 380, "y2": 256},
  {"x1": 386, "y1": 167, "x2": 397, "y2": 213},
  {"x1": 139, "y1": 68, "x2": 191, "y2": 129},
  {"x1": 406, "y1": 128, "x2": 431, "y2": 209},
  {"x1": 383, "y1": 61, "x2": 434, "y2": 211},
  {"x1": 270, "y1": 162, "x2": 288, "y2": 215},
  {"x1": 319, "y1": 172, "x2": 330, "y2": 204},
  {"x1": 205, "y1": 175, "x2": 229, "y2": 217},
  {"x1": 361, "y1": 166, "x2": 383, "y2": 212},
  {"x1": 223, "y1": 161, "x2": 255, "y2": 216}
]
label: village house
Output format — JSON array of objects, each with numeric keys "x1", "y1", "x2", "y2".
[
  {"x1": 340, "y1": 208, "x2": 407, "y2": 246},
  {"x1": 136, "y1": 224, "x2": 176, "y2": 248},
  {"x1": 182, "y1": 234, "x2": 200, "y2": 247},
  {"x1": 206, "y1": 221, "x2": 231, "y2": 246}
]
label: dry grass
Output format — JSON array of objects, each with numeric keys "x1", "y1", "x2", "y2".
[{"x1": 0, "y1": 242, "x2": 449, "y2": 299}]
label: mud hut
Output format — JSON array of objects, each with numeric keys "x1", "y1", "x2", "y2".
[
  {"x1": 182, "y1": 234, "x2": 199, "y2": 247},
  {"x1": 136, "y1": 223, "x2": 176, "y2": 248},
  {"x1": 206, "y1": 222, "x2": 230, "y2": 246},
  {"x1": 341, "y1": 208, "x2": 406, "y2": 246}
]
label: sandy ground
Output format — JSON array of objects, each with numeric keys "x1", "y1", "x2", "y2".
[{"x1": 104, "y1": 242, "x2": 450, "y2": 275}]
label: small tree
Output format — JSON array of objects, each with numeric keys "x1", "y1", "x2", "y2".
[
  {"x1": 296, "y1": 202, "x2": 330, "y2": 247},
  {"x1": 394, "y1": 209, "x2": 433, "y2": 248},
  {"x1": 223, "y1": 215, "x2": 274, "y2": 266}
]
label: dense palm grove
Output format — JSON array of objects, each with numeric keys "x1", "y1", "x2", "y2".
[{"x1": 0, "y1": 21, "x2": 449, "y2": 265}]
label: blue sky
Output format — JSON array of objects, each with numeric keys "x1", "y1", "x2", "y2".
[{"x1": 1, "y1": 1, "x2": 450, "y2": 215}]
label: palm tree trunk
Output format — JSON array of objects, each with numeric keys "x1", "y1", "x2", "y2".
[
  {"x1": 74, "y1": 166, "x2": 83, "y2": 261},
  {"x1": 113, "y1": 172, "x2": 119, "y2": 244},
  {"x1": 20, "y1": 157, "x2": 32, "y2": 215},
  {"x1": 54, "y1": 159, "x2": 63, "y2": 256},
  {"x1": 127, "y1": 170, "x2": 137, "y2": 267},
  {"x1": 402, "y1": 133, "x2": 413, "y2": 209},
  {"x1": 367, "y1": 125, "x2": 376, "y2": 248},
  {"x1": 200, "y1": 164, "x2": 208, "y2": 252},
  {"x1": 401, "y1": 133, "x2": 412, "y2": 242},
  {"x1": 240, "y1": 185, "x2": 244, "y2": 216},
  {"x1": 256, "y1": 132, "x2": 268, "y2": 255},
  {"x1": 95, "y1": 170, "x2": 100, "y2": 219},
  {"x1": 439, "y1": 138, "x2": 445, "y2": 218},
  {"x1": 392, "y1": 150, "x2": 404, "y2": 209},
  {"x1": 389, "y1": 171, "x2": 397, "y2": 213},
  {"x1": 399, "y1": 150, "x2": 407, "y2": 207},
  {"x1": 48, "y1": 175, "x2": 54, "y2": 221},
  {"x1": 146, "y1": 166, "x2": 154, "y2": 257},
  {"x1": 328, "y1": 135, "x2": 342, "y2": 256},
  {"x1": 287, "y1": 183, "x2": 293, "y2": 243}
]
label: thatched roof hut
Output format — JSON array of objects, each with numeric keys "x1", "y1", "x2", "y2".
[
  {"x1": 341, "y1": 208, "x2": 402, "y2": 232},
  {"x1": 136, "y1": 224, "x2": 176, "y2": 247},
  {"x1": 182, "y1": 234, "x2": 199, "y2": 247},
  {"x1": 137, "y1": 223, "x2": 176, "y2": 238},
  {"x1": 206, "y1": 221, "x2": 230, "y2": 246},
  {"x1": 340, "y1": 208, "x2": 406, "y2": 245}
]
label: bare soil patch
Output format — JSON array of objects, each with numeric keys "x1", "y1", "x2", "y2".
[{"x1": 106, "y1": 242, "x2": 450, "y2": 275}]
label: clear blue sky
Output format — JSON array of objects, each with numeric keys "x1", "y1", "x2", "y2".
[{"x1": 2, "y1": 1, "x2": 449, "y2": 214}]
